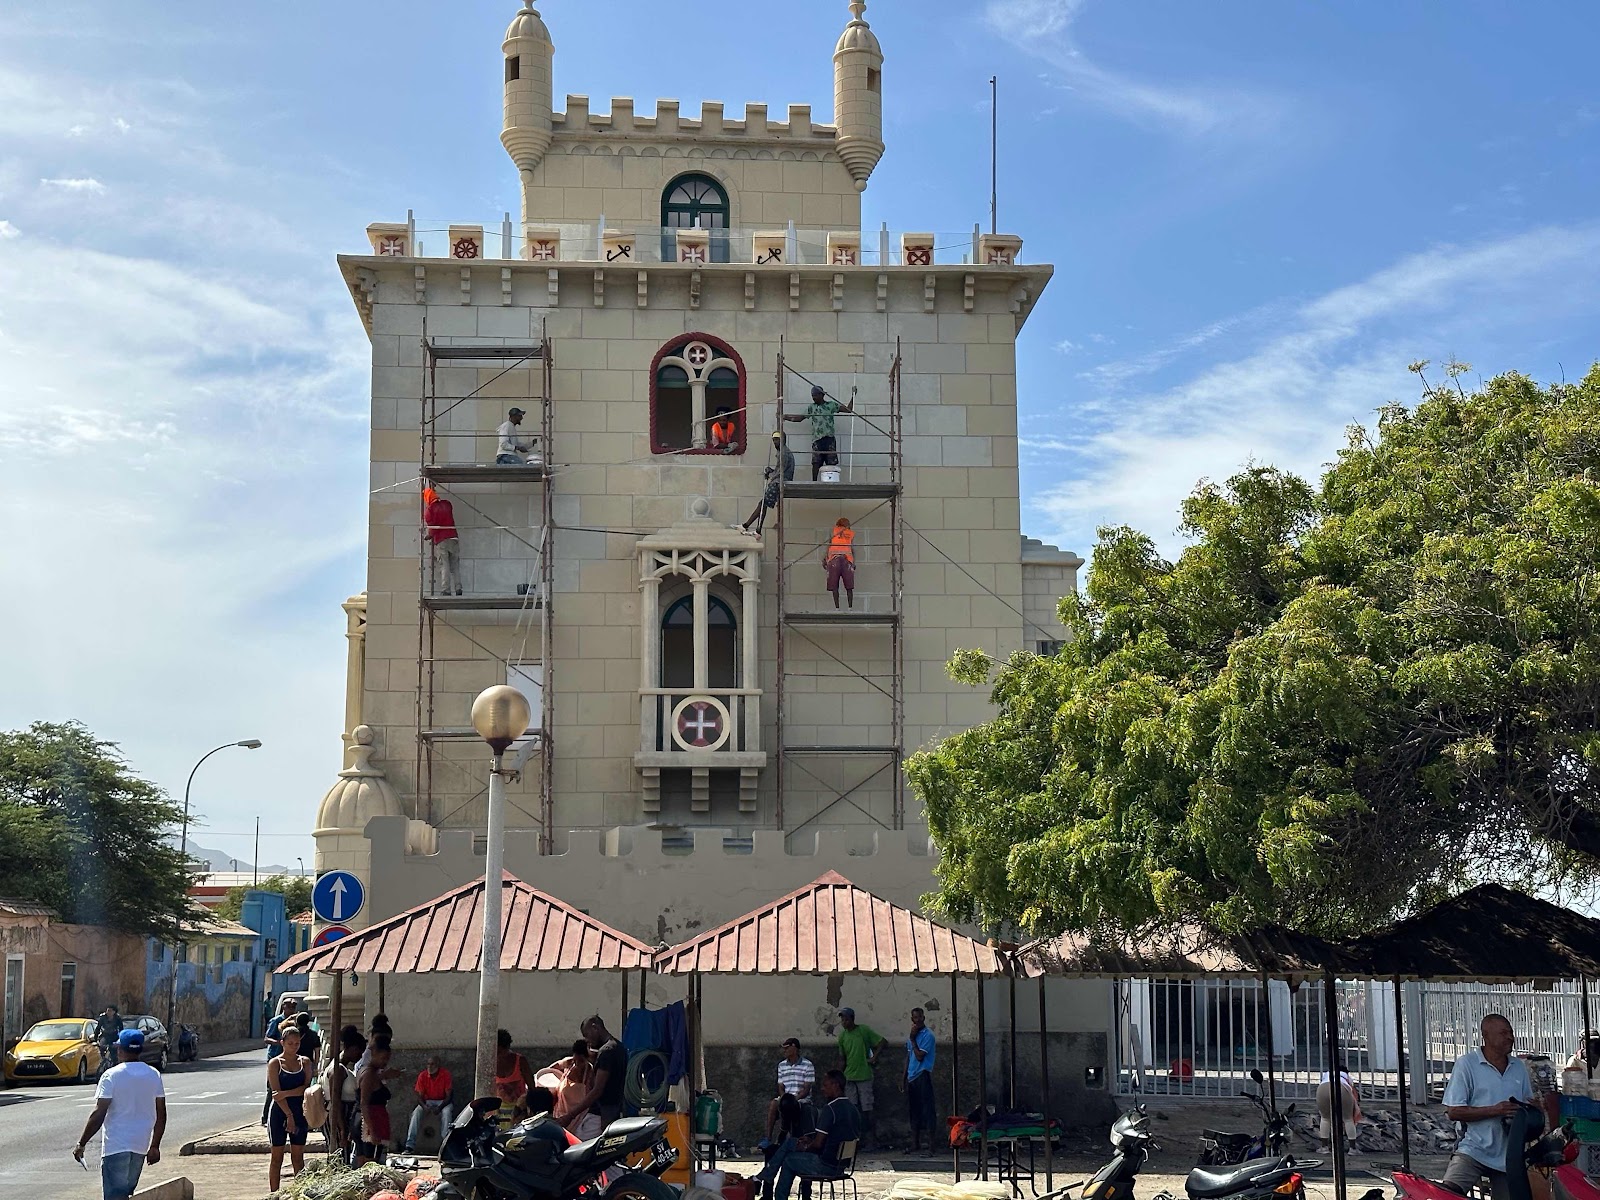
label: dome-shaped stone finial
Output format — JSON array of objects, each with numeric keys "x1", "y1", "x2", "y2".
[
  {"x1": 849, "y1": 0, "x2": 866, "y2": 17},
  {"x1": 834, "y1": 0, "x2": 884, "y2": 191},
  {"x1": 505, "y1": 2, "x2": 551, "y2": 42},
  {"x1": 314, "y1": 725, "x2": 405, "y2": 835}
]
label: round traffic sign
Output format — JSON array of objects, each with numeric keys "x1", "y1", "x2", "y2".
[
  {"x1": 313, "y1": 925, "x2": 352, "y2": 948},
  {"x1": 312, "y1": 870, "x2": 366, "y2": 924}
]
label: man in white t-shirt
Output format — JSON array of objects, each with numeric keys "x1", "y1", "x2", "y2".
[
  {"x1": 75, "y1": 1028, "x2": 166, "y2": 1200},
  {"x1": 496, "y1": 408, "x2": 540, "y2": 465}
]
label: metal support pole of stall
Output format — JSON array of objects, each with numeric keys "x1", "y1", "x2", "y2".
[
  {"x1": 978, "y1": 979, "x2": 990, "y2": 1181},
  {"x1": 1039, "y1": 979, "x2": 1053, "y2": 1192},
  {"x1": 330, "y1": 973, "x2": 344, "y2": 1046},
  {"x1": 952, "y1": 975, "x2": 962, "y2": 1182},
  {"x1": 1323, "y1": 970, "x2": 1348, "y2": 1200},
  {"x1": 1260, "y1": 973, "x2": 1277, "y2": 1112},
  {"x1": 621, "y1": 972, "x2": 629, "y2": 1035},
  {"x1": 1583, "y1": 976, "x2": 1594, "y2": 1081},
  {"x1": 378, "y1": 973, "x2": 385, "y2": 1017},
  {"x1": 1393, "y1": 977, "x2": 1410, "y2": 1173},
  {"x1": 1008, "y1": 975, "x2": 1018, "y2": 1108}
]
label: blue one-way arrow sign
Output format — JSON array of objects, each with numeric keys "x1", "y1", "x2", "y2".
[{"x1": 312, "y1": 870, "x2": 365, "y2": 924}]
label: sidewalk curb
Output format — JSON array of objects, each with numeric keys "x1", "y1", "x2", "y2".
[{"x1": 179, "y1": 1123, "x2": 257, "y2": 1156}]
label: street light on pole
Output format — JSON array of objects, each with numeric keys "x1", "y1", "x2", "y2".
[
  {"x1": 296, "y1": 857, "x2": 306, "y2": 878},
  {"x1": 180, "y1": 740, "x2": 264, "y2": 860},
  {"x1": 469, "y1": 684, "x2": 531, "y2": 1099}
]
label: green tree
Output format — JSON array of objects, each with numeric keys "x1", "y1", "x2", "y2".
[
  {"x1": 0, "y1": 722, "x2": 197, "y2": 939},
  {"x1": 909, "y1": 366, "x2": 1600, "y2": 940},
  {"x1": 215, "y1": 874, "x2": 312, "y2": 923}
]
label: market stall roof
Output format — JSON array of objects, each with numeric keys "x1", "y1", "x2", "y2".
[
  {"x1": 654, "y1": 870, "x2": 1009, "y2": 977},
  {"x1": 275, "y1": 871, "x2": 653, "y2": 976},
  {"x1": 1339, "y1": 883, "x2": 1600, "y2": 982},
  {"x1": 1015, "y1": 922, "x2": 1339, "y2": 981}
]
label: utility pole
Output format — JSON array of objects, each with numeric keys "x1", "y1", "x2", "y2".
[{"x1": 253, "y1": 818, "x2": 260, "y2": 886}]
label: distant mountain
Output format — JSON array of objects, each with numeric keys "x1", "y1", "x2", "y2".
[{"x1": 181, "y1": 841, "x2": 294, "y2": 875}]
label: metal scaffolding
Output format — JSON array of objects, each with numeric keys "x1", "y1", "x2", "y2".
[
  {"x1": 773, "y1": 339, "x2": 905, "y2": 831},
  {"x1": 415, "y1": 329, "x2": 556, "y2": 852}
]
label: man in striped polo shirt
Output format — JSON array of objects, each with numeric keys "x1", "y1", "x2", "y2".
[{"x1": 766, "y1": 1038, "x2": 816, "y2": 1143}]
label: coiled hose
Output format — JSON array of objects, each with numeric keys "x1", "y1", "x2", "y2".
[{"x1": 623, "y1": 1048, "x2": 671, "y2": 1111}]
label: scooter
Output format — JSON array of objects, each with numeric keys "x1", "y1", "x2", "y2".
[
  {"x1": 1199, "y1": 1070, "x2": 1297, "y2": 1166},
  {"x1": 434, "y1": 1096, "x2": 679, "y2": 1200},
  {"x1": 1081, "y1": 1104, "x2": 1321, "y2": 1200},
  {"x1": 1377, "y1": 1102, "x2": 1573, "y2": 1200}
]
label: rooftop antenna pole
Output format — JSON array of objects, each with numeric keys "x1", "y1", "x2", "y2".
[{"x1": 990, "y1": 76, "x2": 998, "y2": 234}]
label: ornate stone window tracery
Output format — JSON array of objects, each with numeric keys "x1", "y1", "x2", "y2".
[{"x1": 650, "y1": 333, "x2": 746, "y2": 455}]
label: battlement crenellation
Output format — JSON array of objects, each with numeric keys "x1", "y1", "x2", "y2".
[{"x1": 553, "y1": 96, "x2": 835, "y2": 142}]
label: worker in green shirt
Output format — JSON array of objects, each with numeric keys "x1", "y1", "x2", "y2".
[{"x1": 835, "y1": 1007, "x2": 886, "y2": 1148}]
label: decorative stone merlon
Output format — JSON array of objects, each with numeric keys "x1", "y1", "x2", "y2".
[
  {"x1": 753, "y1": 232, "x2": 787, "y2": 266},
  {"x1": 979, "y1": 233, "x2": 1023, "y2": 266},
  {"x1": 675, "y1": 228, "x2": 710, "y2": 265},
  {"x1": 448, "y1": 225, "x2": 485, "y2": 260},
  {"x1": 602, "y1": 229, "x2": 636, "y2": 264},
  {"x1": 551, "y1": 97, "x2": 836, "y2": 142},
  {"x1": 523, "y1": 226, "x2": 561, "y2": 261},
  {"x1": 826, "y1": 231, "x2": 862, "y2": 266},
  {"x1": 901, "y1": 233, "x2": 934, "y2": 267},
  {"x1": 367, "y1": 223, "x2": 410, "y2": 258}
]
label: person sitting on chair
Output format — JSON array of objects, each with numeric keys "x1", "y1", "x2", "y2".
[
  {"x1": 709, "y1": 407, "x2": 739, "y2": 453},
  {"x1": 755, "y1": 1070, "x2": 862, "y2": 1200}
]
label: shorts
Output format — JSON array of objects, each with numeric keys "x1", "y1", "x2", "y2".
[
  {"x1": 826, "y1": 556, "x2": 855, "y2": 593},
  {"x1": 1315, "y1": 1080, "x2": 1357, "y2": 1141},
  {"x1": 1442, "y1": 1154, "x2": 1509, "y2": 1200},
  {"x1": 269, "y1": 1100, "x2": 309, "y2": 1147},
  {"x1": 845, "y1": 1078, "x2": 874, "y2": 1113},
  {"x1": 812, "y1": 436, "x2": 838, "y2": 470}
]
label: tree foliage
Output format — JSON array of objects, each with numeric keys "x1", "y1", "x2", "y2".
[
  {"x1": 0, "y1": 722, "x2": 197, "y2": 940},
  {"x1": 909, "y1": 367, "x2": 1600, "y2": 939},
  {"x1": 215, "y1": 874, "x2": 312, "y2": 923}
]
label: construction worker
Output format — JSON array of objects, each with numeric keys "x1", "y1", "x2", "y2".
[
  {"x1": 709, "y1": 407, "x2": 739, "y2": 453},
  {"x1": 496, "y1": 408, "x2": 539, "y2": 465},
  {"x1": 825, "y1": 518, "x2": 856, "y2": 609},
  {"x1": 743, "y1": 431, "x2": 796, "y2": 535},
  {"x1": 784, "y1": 384, "x2": 854, "y2": 481},
  {"x1": 423, "y1": 487, "x2": 462, "y2": 596}
]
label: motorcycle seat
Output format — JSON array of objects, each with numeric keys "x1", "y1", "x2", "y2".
[
  {"x1": 563, "y1": 1117, "x2": 660, "y2": 1165},
  {"x1": 1187, "y1": 1157, "x2": 1292, "y2": 1198}
]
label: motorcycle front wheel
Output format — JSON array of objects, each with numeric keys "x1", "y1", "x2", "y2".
[{"x1": 603, "y1": 1171, "x2": 678, "y2": 1200}]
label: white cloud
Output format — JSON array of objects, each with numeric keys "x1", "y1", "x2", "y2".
[
  {"x1": 1029, "y1": 224, "x2": 1600, "y2": 552},
  {"x1": 0, "y1": 220, "x2": 18, "y2": 239},
  {"x1": 983, "y1": 0, "x2": 1288, "y2": 137},
  {"x1": 39, "y1": 175, "x2": 105, "y2": 193}
]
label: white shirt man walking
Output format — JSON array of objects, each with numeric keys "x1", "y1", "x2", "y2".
[
  {"x1": 75, "y1": 1028, "x2": 167, "y2": 1200},
  {"x1": 1441, "y1": 1013, "x2": 1535, "y2": 1200}
]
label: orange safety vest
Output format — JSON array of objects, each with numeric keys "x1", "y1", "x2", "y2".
[
  {"x1": 711, "y1": 419, "x2": 736, "y2": 446},
  {"x1": 827, "y1": 525, "x2": 855, "y2": 564}
]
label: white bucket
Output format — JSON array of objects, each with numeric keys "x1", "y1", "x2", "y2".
[
  {"x1": 818, "y1": 466, "x2": 841, "y2": 484},
  {"x1": 695, "y1": 1171, "x2": 727, "y2": 1192}
]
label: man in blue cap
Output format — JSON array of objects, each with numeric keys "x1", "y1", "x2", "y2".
[{"x1": 75, "y1": 1028, "x2": 167, "y2": 1200}]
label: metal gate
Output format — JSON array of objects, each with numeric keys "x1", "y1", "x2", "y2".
[{"x1": 1114, "y1": 977, "x2": 1585, "y2": 1100}]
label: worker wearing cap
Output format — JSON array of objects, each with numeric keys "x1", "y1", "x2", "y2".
[
  {"x1": 423, "y1": 487, "x2": 462, "y2": 596},
  {"x1": 784, "y1": 384, "x2": 854, "y2": 481},
  {"x1": 75, "y1": 1028, "x2": 166, "y2": 1200},
  {"x1": 835, "y1": 1007, "x2": 884, "y2": 1149},
  {"x1": 496, "y1": 407, "x2": 539, "y2": 465}
]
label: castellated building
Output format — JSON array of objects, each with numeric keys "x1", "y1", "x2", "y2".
[{"x1": 313, "y1": 1, "x2": 1101, "y2": 1136}]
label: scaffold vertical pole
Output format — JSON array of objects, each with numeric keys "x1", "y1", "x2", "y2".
[
  {"x1": 891, "y1": 339, "x2": 904, "y2": 829},
  {"x1": 774, "y1": 337, "x2": 787, "y2": 831},
  {"x1": 540, "y1": 322, "x2": 555, "y2": 854},
  {"x1": 415, "y1": 323, "x2": 433, "y2": 818}
]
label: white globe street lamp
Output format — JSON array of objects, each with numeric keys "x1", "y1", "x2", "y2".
[{"x1": 469, "y1": 685, "x2": 531, "y2": 1098}]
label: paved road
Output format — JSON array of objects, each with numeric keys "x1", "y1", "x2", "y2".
[{"x1": 0, "y1": 1047, "x2": 266, "y2": 1198}]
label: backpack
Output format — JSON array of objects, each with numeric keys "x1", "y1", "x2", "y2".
[{"x1": 302, "y1": 1075, "x2": 329, "y2": 1130}]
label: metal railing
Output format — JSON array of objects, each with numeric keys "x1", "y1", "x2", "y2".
[{"x1": 1114, "y1": 977, "x2": 1585, "y2": 1101}]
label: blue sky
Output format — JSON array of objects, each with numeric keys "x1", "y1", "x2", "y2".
[{"x1": 2, "y1": 1, "x2": 1597, "y2": 869}]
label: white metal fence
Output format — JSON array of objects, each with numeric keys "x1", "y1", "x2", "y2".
[{"x1": 1114, "y1": 978, "x2": 1586, "y2": 1100}]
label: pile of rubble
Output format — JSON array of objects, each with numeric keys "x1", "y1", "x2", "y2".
[{"x1": 1289, "y1": 1107, "x2": 1460, "y2": 1155}]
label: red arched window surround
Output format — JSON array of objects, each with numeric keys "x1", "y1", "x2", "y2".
[{"x1": 649, "y1": 332, "x2": 748, "y2": 456}]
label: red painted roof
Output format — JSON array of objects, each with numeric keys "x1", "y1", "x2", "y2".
[
  {"x1": 654, "y1": 871, "x2": 1009, "y2": 977},
  {"x1": 274, "y1": 871, "x2": 653, "y2": 976}
]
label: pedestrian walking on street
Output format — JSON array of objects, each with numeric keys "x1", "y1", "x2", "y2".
[
  {"x1": 268, "y1": 1025, "x2": 311, "y2": 1192},
  {"x1": 835, "y1": 1007, "x2": 885, "y2": 1150},
  {"x1": 902, "y1": 1007, "x2": 937, "y2": 1155},
  {"x1": 75, "y1": 1028, "x2": 166, "y2": 1200}
]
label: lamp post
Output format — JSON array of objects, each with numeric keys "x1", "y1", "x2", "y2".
[
  {"x1": 296, "y1": 857, "x2": 305, "y2": 878},
  {"x1": 470, "y1": 685, "x2": 531, "y2": 1098},
  {"x1": 179, "y1": 740, "x2": 264, "y2": 860}
]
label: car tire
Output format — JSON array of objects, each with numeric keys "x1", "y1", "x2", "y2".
[
  {"x1": 76, "y1": 1058, "x2": 89, "y2": 1084},
  {"x1": 155, "y1": 1050, "x2": 167, "y2": 1073}
]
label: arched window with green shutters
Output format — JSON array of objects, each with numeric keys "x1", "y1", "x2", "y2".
[{"x1": 661, "y1": 173, "x2": 731, "y2": 263}]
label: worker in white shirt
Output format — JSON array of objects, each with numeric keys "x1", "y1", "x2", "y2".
[{"x1": 496, "y1": 408, "x2": 539, "y2": 465}]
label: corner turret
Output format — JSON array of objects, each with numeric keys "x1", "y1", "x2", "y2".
[
  {"x1": 833, "y1": 0, "x2": 884, "y2": 192},
  {"x1": 501, "y1": 3, "x2": 555, "y2": 218}
]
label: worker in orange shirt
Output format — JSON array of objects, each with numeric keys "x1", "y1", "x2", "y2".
[
  {"x1": 825, "y1": 518, "x2": 855, "y2": 609},
  {"x1": 709, "y1": 407, "x2": 739, "y2": 453},
  {"x1": 423, "y1": 486, "x2": 462, "y2": 596}
]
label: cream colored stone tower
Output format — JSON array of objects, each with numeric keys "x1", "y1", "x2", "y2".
[{"x1": 318, "y1": 1, "x2": 1086, "y2": 1044}]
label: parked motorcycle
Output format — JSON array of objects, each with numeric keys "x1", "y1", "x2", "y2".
[
  {"x1": 434, "y1": 1096, "x2": 679, "y2": 1200},
  {"x1": 1375, "y1": 1103, "x2": 1574, "y2": 1200},
  {"x1": 1082, "y1": 1103, "x2": 1320, "y2": 1200},
  {"x1": 176, "y1": 1025, "x2": 200, "y2": 1063},
  {"x1": 1199, "y1": 1070, "x2": 1297, "y2": 1166}
]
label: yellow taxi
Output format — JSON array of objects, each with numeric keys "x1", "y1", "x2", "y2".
[{"x1": 2, "y1": 1018, "x2": 103, "y2": 1084}]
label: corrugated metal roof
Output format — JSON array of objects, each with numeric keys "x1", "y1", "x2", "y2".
[
  {"x1": 275, "y1": 871, "x2": 652, "y2": 976},
  {"x1": 1015, "y1": 922, "x2": 1338, "y2": 981},
  {"x1": 654, "y1": 871, "x2": 1009, "y2": 977},
  {"x1": 0, "y1": 897, "x2": 58, "y2": 918}
]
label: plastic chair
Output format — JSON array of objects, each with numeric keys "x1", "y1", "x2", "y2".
[{"x1": 797, "y1": 1139, "x2": 859, "y2": 1200}]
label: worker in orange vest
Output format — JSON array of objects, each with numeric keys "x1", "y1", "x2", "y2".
[
  {"x1": 825, "y1": 518, "x2": 856, "y2": 609},
  {"x1": 709, "y1": 407, "x2": 738, "y2": 454}
]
